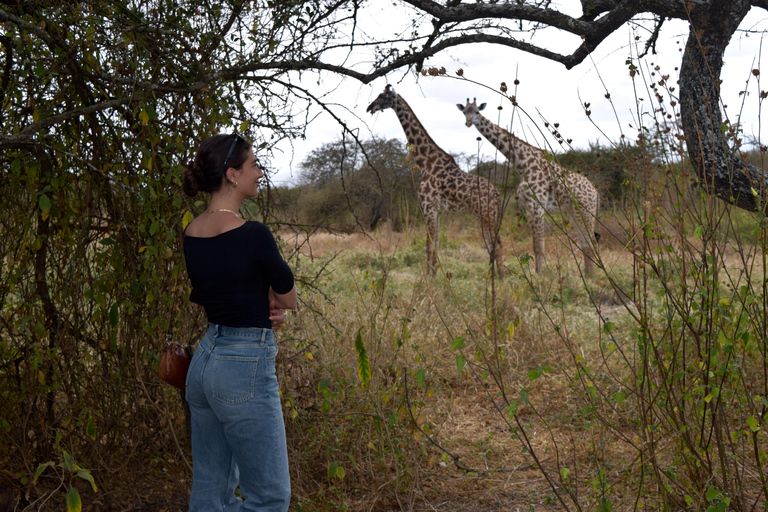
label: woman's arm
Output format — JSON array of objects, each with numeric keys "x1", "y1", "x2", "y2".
[{"x1": 269, "y1": 285, "x2": 297, "y2": 310}]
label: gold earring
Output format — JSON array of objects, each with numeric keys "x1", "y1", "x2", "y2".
[{"x1": 231, "y1": 180, "x2": 238, "y2": 188}]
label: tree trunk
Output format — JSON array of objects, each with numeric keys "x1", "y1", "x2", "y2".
[{"x1": 679, "y1": 0, "x2": 767, "y2": 212}]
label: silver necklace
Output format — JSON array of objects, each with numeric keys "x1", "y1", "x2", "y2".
[{"x1": 208, "y1": 208, "x2": 241, "y2": 218}]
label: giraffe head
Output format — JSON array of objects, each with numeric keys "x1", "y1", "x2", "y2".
[
  {"x1": 456, "y1": 98, "x2": 487, "y2": 128},
  {"x1": 366, "y1": 84, "x2": 398, "y2": 114}
]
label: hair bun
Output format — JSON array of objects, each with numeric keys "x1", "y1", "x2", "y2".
[{"x1": 182, "y1": 160, "x2": 201, "y2": 197}]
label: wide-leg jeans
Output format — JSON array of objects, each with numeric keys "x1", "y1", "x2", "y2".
[{"x1": 185, "y1": 324, "x2": 290, "y2": 512}]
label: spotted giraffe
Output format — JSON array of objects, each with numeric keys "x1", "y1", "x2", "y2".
[
  {"x1": 457, "y1": 99, "x2": 599, "y2": 276},
  {"x1": 367, "y1": 85, "x2": 504, "y2": 277}
]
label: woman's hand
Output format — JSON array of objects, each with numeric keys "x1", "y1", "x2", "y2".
[{"x1": 269, "y1": 299, "x2": 286, "y2": 330}]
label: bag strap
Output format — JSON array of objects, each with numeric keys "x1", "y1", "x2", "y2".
[{"x1": 165, "y1": 303, "x2": 175, "y2": 345}]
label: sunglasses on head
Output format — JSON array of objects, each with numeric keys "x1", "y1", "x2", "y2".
[{"x1": 223, "y1": 133, "x2": 245, "y2": 170}]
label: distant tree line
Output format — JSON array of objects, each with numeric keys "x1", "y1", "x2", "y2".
[
  {"x1": 275, "y1": 137, "x2": 665, "y2": 233},
  {"x1": 275, "y1": 138, "x2": 417, "y2": 232}
]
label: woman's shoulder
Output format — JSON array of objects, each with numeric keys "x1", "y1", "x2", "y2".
[
  {"x1": 184, "y1": 216, "x2": 247, "y2": 239},
  {"x1": 243, "y1": 220, "x2": 273, "y2": 236}
]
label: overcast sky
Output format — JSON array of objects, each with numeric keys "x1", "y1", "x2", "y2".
[{"x1": 265, "y1": 4, "x2": 768, "y2": 187}]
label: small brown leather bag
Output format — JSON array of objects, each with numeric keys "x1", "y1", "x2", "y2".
[{"x1": 157, "y1": 342, "x2": 191, "y2": 390}]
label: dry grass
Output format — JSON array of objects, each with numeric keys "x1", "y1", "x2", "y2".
[
  {"x1": 274, "y1": 209, "x2": 644, "y2": 510},
  {"x1": 273, "y1": 196, "x2": 768, "y2": 511}
]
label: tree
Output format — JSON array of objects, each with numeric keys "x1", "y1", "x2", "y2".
[
  {"x1": 559, "y1": 141, "x2": 648, "y2": 209},
  {"x1": 383, "y1": 0, "x2": 750, "y2": 214},
  {"x1": 357, "y1": 0, "x2": 768, "y2": 211},
  {"x1": 293, "y1": 137, "x2": 418, "y2": 230},
  {"x1": 0, "y1": 1, "x2": 373, "y2": 504}
]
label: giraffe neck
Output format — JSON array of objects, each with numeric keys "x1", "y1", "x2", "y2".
[
  {"x1": 392, "y1": 95, "x2": 445, "y2": 173},
  {"x1": 472, "y1": 114, "x2": 534, "y2": 180}
]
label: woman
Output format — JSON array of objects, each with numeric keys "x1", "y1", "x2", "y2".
[{"x1": 181, "y1": 133, "x2": 296, "y2": 512}]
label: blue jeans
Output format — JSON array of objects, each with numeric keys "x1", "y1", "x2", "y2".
[{"x1": 185, "y1": 324, "x2": 290, "y2": 512}]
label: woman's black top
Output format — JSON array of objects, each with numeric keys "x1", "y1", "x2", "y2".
[{"x1": 183, "y1": 221, "x2": 294, "y2": 328}]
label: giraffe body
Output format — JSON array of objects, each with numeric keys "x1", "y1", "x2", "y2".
[
  {"x1": 457, "y1": 99, "x2": 599, "y2": 276},
  {"x1": 367, "y1": 86, "x2": 504, "y2": 277}
]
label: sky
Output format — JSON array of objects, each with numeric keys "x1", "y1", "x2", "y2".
[{"x1": 266, "y1": 4, "x2": 768, "y2": 187}]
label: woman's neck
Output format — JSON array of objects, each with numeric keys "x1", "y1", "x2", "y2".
[{"x1": 207, "y1": 191, "x2": 242, "y2": 213}]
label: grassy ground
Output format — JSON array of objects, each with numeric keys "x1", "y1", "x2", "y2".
[
  {"x1": 270, "y1": 186, "x2": 768, "y2": 511},
  {"x1": 274, "y1": 209, "x2": 635, "y2": 511}
]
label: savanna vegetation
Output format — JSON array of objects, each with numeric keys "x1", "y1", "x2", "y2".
[{"x1": 3, "y1": 1, "x2": 768, "y2": 511}]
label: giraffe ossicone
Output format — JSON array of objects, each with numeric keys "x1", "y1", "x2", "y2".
[
  {"x1": 457, "y1": 98, "x2": 600, "y2": 276},
  {"x1": 367, "y1": 86, "x2": 505, "y2": 278}
]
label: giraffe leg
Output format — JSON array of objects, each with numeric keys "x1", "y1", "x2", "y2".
[
  {"x1": 494, "y1": 234, "x2": 504, "y2": 279},
  {"x1": 519, "y1": 185, "x2": 545, "y2": 273},
  {"x1": 530, "y1": 215, "x2": 545, "y2": 274},
  {"x1": 569, "y1": 196, "x2": 599, "y2": 278},
  {"x1": 468, "y1": 182, "x2": 503, "y2": 279},
  {"x1": 574, "y1": 217, "x2": 596, "y2": 277},
  {"x1": 477, "y1": 202, "x2": 505, "y2": 279},
  {"x1": 488, "y1": 219, "x2": 504, "y2": 279},
  {"x1": 584, "y1": 201, "x2": 600, "y2": 277},
  {"x1": 480, "y1": 223, "x2": 505, "y2": 278},
  {"x1": 423, "y1": 206, "x2": 439, "y2": 276}
]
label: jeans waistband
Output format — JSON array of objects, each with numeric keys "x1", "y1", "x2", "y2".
[{"x1": 206, "y1": 323, "x2": 274, "y2": 344}]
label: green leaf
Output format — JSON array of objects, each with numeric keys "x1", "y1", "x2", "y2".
[
  {"x1": 451, "y1": 336, "x2": 465, "y2": 350},
  {"x1": 747, "y1": 416, "x2": 760, "y2": 432},
  {"x1": 66, "y1": 487, "x2": 82, "y2": 512},
  {"x1": 507, "y1": 400, "x2": 518, "y2": 420},
  {"x1": 354, "y1": 329, "x2": 370, "y2": 389},
  {"x1": 86, "y1": 420, "x2": 97, "y2": 439},
  {"x1": 328, "y1": 461, "x2": 345, "y2": 480},
  {"x1": 38, "y1": 193, "x2": 51, "y2": 212},
  {"x1": 182, "y1": 210, "x2": 195, "y2": 229},
  {"x1": 61, "y1": 450, "x2": 75, "y2": 471},
  {"x1": 76, "y1": 468, "x2": 98, "y2": 492},
  {"x1": 614, "y1": 392, "x2": 626, "y2": 404},
  {"x1": 318, "y1": 377, "x2": 331, "y2": 392},
  {"x1": 33, "y1": 461, "x2": 54, "y2": 482},
  {"x1": 528, "y1": 369, "x2": 540, "y2": 381},
  {"x1": 109, "y1": 303, "x2": 119, "y2": 327},
  {"x1": 416, "y1": 369, "x2": 426, "y2": 387},
  {"x1": 456, "y1": 355, "x2": 466, "y2": 373}
]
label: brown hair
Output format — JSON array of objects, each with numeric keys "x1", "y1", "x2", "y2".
[{"x1": 182, "y1": 134, "x2": 253, "y2": 197}]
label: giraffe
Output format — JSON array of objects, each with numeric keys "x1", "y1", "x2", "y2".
[
  {"x1": 366, "y1": 85, "x2": 504, "y2": 277},
  {"x1": 457, "y1": 99, "x2": 599, "y2": 276}
]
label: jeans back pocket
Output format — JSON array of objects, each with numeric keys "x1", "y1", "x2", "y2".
[{"x1": 212, "y1": 355, "x2": 259, "y2": 404}]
